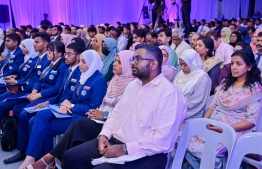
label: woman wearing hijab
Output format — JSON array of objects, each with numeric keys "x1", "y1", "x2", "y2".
[
  {"x1": 27, "y1": 50, "x2": 136, "y2": 169},
  {"x1": 159, "y1": 45, "x2": 177, "y2": 82},
  {"x1": 229, "y1": 31, "x2": 243, "y2": 47},
  {"x1": 101, "y1": 37, "x2": 119, "y2": 82},
  {"x1": 201, "y1": 26, "x2": 211, "y2": 36},
  {"x1": 221, "y1": 27, "x2": 231, "y2": 43},
  {"x1": 76, "y1": 29, "x2": 88, "y2": 48},
  {"x1": 93, "y1": 34, "x2": 106, "y2": 57},
  {"x1": 19, "y1": 50, "x2": 107, "y2": 169},
  {"x1": 61, "y1": 34, "x2": 73, "y2": 47},
  {"x1": 71, "y1": 37, "x2": 86, "y2": 50},
  {"x1": 173, "y1": 49, "x2": 211, "y2": 130}
]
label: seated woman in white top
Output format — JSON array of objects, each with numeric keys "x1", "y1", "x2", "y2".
[
  {"x1": 173, "y1": 49, "x2": 211, "y2": 130},
  {"x1": 159, "y1": 45, "x2": 177, "y2": 82}
]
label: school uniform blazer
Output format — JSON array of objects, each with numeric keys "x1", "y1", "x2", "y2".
[
  {"x1": 1, "y1": 47, "x2": 24, "y2": 77},
  {"x1": 16, "y1": 56, "x2": 39, "y2": 84},
  {"x1": 70, "y1": 70, "x2": 107, "y2": 116},
  {"x1": 21, "y1": 54, "x2": 50, "y2": 92},
  {"x1": 48, "y1": 67, "x2": 81, "y2": 104},
  {"x1": 33, "y1": 59, "x2": 68, "y2": 99}
]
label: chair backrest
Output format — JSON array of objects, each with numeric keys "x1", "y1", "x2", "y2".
[
  {"x1": 227, "y1": 132, "x2": 262, "y2": 169},
  {"x1": 172, "y1": 118, "x2": 236, "y2": 169}
]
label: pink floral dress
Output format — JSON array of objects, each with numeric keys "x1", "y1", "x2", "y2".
[{"x1": 187, "y1": 84, "x2": 262, "y2": 158}]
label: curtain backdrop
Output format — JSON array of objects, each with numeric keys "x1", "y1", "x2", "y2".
[
  {"x1": 0, "y1": 0, "x2": 11, "y2": 29},
  {"x1": 222, "y1": 0, "x2": 240, "y2": 19},
  {"x1": 240, "y1": 0, "x2": 250, "y2": 18},
  {"x1": 255, "y1": 0, "x2": 262, "y2": 15}
]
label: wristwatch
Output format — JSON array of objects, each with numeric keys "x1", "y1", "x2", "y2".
[
  {"x1": 103, "y1": 111, "x2": 109, "y2": 118},
  {"x1": 123, "y1": 144, "x2": 128, "y2": 154},
  {"x1": 71, "y1": 104, "x2": 75, "y2": 109}
]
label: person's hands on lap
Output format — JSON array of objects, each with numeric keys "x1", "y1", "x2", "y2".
[{"x1": 86, "y1": 108, "x2": 104, "y2": 119}]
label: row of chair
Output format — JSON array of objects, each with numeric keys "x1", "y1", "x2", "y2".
[{"x1": 170, "y1": 118, "x2": 262, "y2": 169}]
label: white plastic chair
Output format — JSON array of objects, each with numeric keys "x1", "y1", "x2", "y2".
[
  {"x1": 171, "y1": 118, "x2": 236, "y2": 169},
  {"x1": 227, "y1": 132, "x2": 262, "y2": 169},
  {"x1": 228, "y1": 109, "x2": 262, "y2": 169}
]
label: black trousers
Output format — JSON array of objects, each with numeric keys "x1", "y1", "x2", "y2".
[
  {"x1": 50, "y1": 118, "x2": 103, "y2": 160},
  {"x1": 182, "y1": 9, "x2": 192, "y2": 38},
  {"x1": 62, "y1": 138, "x2": 167, "y2": 169}
]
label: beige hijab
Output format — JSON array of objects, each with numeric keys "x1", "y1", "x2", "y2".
[{"x1": 94, "y1": 34, "x2": 106, "y2": 57}]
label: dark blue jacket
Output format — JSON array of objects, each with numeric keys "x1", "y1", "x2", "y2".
[
  {"x1": 0, "y1": 47, "x2": 24, "y2": 77},
  {"x1": 70, "y1": 70, "x2": 107, "y2": 118},
  {"x1": 48, "y1": 66, "x2": 81, "y2": 104},
  {"x1": 22, "y1": 54, "x2": 50, "y2": 92},
  {"x1": 33, "y1": 58, "x2": 68, "y2": 99}
]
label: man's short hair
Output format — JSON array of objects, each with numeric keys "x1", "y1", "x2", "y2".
[
  {"x1": 6, "y1": 33, "x2": 21, "y2": 46},
  {"x1": 26, "y1": 25, "x2": 32, "y2": 29},
  {"x1": 258, "y1": 32, "x2": 262, "y2": 37},
  {"x1": 256, "y1": 18, "x2": 262, "y2": 22},
  {"x1": 30, "y1": 28, "x2": 39, "y2": 33},
  {"x1": 111, "y1": 28, "x2": 121, "y2": 37},
  {"x1": 133, "y1": 29, "x2": 146, "y2": 38},
  {"x1": 16, "y1": 30, "x2": 26, "y2": 39},
  {"x1": 206, "y1": 30, "x2": 220, "y2": 40},
  {"x1": 87, "y1": 26, "x2": 97, "y2": 34},
  {"x1": 66, "y1": 42, "x2": 85, "y2": 54},
  {"x1": 229, "y1": 24, "x2": 237, "y2": 29},
  {"x1": 53, "y1": 25, "x2": 63, "y2": 33},
  {"x1": 135, "y1": 44, "x2": 163, "y2": 72},
  {"x1": 33, "y1": 32, "x2": 50, "y2": 43},
  {"x1": 40, "y1": 25, "x2": 48, "y2": 31},
  {"x1": 147, "y1": 32, "x2": 157, "y2": 39},
  {"x1": 123, "y1": 25, "x2": 131, "y2": 31},
  {"x1": 118, "y1": 26, "x2": 123, "y2": 32},
  {"x1": 98, "y1": 26, "x2": 105, "y2": 31},
  {"x1": 116, "y1": 21, "x2": 121, "y2": 25},
  {"x1": 20, "y1": 26, "x2": 27, "y2": 31},
  {"x1": 64, "y1": 26, "x2": 71, "y2": 32},
  {"x1": 157, "y1": 28, "x2": 172, "y2": 37}
]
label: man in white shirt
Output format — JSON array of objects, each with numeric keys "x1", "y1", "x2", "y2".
[
  {"x1": 197, "y1": 19, "x2": 206, "y2": 34},
  {"x1": 255, "y1": 18, "x2": 262, "y2": 30},
  {"x1": 62, "y1": 44, "x2": 187, "y2": 169},
  {"x1": 171, "y1": 28, "x2": 191, "y2": 58},
  {"x1": 110, "y1": 28, "x2": 127, "y2": 51},
  {"x1": 207, "y1": 30, "x2": 234, "y2": 64}
]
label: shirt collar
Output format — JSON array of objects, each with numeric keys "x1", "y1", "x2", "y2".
[
  {"x1": 51, "y1": 57, "x2": 62, "y2": 65},
  {"x1": 70, "y1": 64, "x2": 78, "y2": 72},
  {"x1": 136, "y1": 73, "x2": 164, "y2": 87},
  {"x1": 10, "y1": 49, "x2": 16, "y2": 55},
  {"x1": 39, "y1": 52, "x2": 47, "y2": 59}
]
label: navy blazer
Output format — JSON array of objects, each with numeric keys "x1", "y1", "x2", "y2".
[
  {"x1": 33, "y1": 59, "x2": 68, "y2": 99},
  {"x1": 22, "y1": 54, "x2": 50, "y2": 92},
  {"x1": 1, "y1": 47, "x2": 24, "y2": 77},
  {"x1": 48, "y1": 66, "x2": 81, "y2": 104},
  {"x1": 70, "y1": 70, "x2": 107, "y2": 117},
  {"x1": 16, "y1": 56, "x2": 39, "y2": 84}
]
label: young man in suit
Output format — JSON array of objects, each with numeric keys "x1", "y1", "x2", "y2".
[
  {"x1": 50, "y1": 25, "x2": 62, "y2": 41},
  {"x1": 2, "y1": 32, "x2": 51, "y2": 164},
  {"x1": 0, "y1": 33, "x2": 24, "y2": 94}
]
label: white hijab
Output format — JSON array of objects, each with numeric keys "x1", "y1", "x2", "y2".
[
  {"x1": 0, "y1": 31, "x2": 4, "y2": 46},
  {"x1": 173, "y1": 49, "x2": 206, "y2": 95},
  {"x1": 21, "y1": 39, "x2": 39, "y2": 63},
  {"x1": 80, "y1": 50, "x2": 103, "y2": 85}
]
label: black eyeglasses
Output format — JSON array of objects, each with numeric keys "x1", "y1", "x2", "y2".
[
  {"x1": 64, "y1": 53, "x2": 77, "y2": 57},
  {"x1": 129, "y1": 56, "x2": 154, "y2": 64}
]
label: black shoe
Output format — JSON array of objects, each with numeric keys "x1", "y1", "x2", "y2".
[{"x1": 3, "y1": 151, "x2": 26, "y2": 164}]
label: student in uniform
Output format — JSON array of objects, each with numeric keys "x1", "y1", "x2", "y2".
[
  {"x1": 0, "y1": 33, "x2": 24, "y2": 94},
  {"x1": 20, "y1": 50, "x2": 107, "y2": 168},
  {"x1": 0, "y1": 32, "x2": 50, "y2": 123}
]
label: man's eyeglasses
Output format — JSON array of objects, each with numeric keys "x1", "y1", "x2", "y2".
[
  {"x1": 129, "y1": 56, "x2": 154, "y2": 64},
  {"x1": 64, "y1": 53, "x2": 77, "y2": 57}
]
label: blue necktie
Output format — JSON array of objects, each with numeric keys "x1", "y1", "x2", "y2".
[{"x1": 256, "y1": 53, "x2": 262, "y2": 65}]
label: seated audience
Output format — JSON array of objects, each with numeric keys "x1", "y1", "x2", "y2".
[
  {"x1": 76, "y1": 29, "x2": 88, "y2": 48},
  {"x1": 100, "y1": 38, "x2": 119, "y2": 82},
  {"x1": 28, "y1": 50, "x2": 135, "y2": 169},
  {"x1": 195, "y1": 36, "x2": 222, "y2": 93},
  {"x1": 86, "y1": 26, "x2": 97, "y2": 49},
  {"x1": 189, "y1": 33, "x2": 200, "y2": 49},
  {"x1": 132, "y1": 29, "x2": 146, "y2": 43},
  {"x1": 146, "y1": 32, "x2": 158, "y2": 45},
  {"x1": 185, "y1": 49, "x2": 262, "y2": 169},
  {"x1": 71, "y1": 37, "x2": 86, "y2": 49},
  {"x1": 250, "y1": 30, "x2": 262, "y2": 52},
  {"x1": 61, "y1": 34, "x2": 73, "y2": 47},
  {"x1": 56, "y1": 44, "x2": 186, "y2": 169},
  {"x1": 220, "y1": 27, "x2": 231, "y2": 43},
  {"x1": 229, "y1": 31, "x2": 243, "y2": 47},
  {"x1": 159, "y1": 45, "x2": 177, "y2": 82},
  {"x1": 201, "y1": 26, "x2": 210, "y2": 36},
  {"x1": 207, "y1": 30, "x2": 234, "y2": 64},
  {"x1": 50, "y1": 25, "x2": 62, "y2": 41},
  {"x1": 171, "y1": 28, "x2": 191, "y2": 58},
  {"x1": 157, "y1": 28, "x2": 178, "y2": 68},
  {"x1": 110, "y1": 28, "x2": 127, "y2": 51},
  {"x1": 254, "y1": 32, "x2": 262, "y2": 72},
  {"x1": 173, "y1": 49, "x2": 211, "y2": 130},
  {"x1": 93, "y1": 34, "x2": 106, "y2": 57}
]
